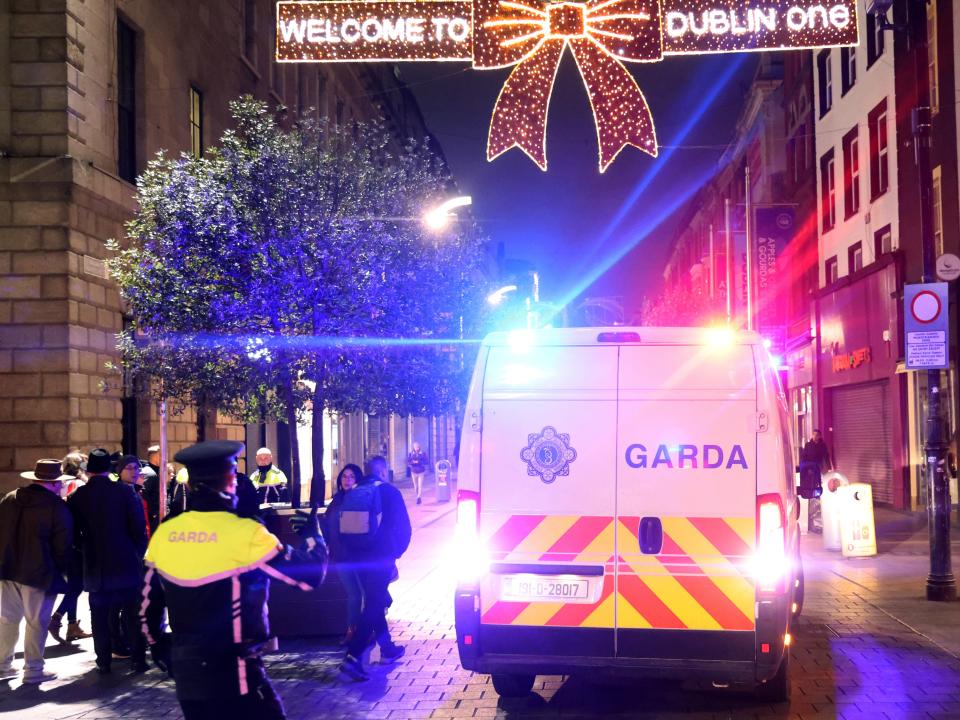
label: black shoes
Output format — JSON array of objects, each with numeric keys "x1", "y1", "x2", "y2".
[
  {"x1": 380, "y1": 644, "x2": 405, "y2": 664},
  {"x1": 339, "y1": 654, "x2": 369, "y2": 681}
]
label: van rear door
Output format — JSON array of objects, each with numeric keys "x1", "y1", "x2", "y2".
[
  {"x1": 616, "y1": 343, "x2": 757, "y2": 665},
  {"x1": 479, "y1": 342, "x2": 618, "y2": 658}
]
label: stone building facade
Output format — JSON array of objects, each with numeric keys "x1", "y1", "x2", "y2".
[{"x1": 0, "y1": 0, "x2": 439, "y2": 492}]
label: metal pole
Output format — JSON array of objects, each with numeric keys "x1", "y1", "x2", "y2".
[
  {"x1": 905, "y1": 0, "x2": 955, "y2": 601},
  {"x1": 745, "y1": 165, "x2": 754, "y2": 331},
  {"x1": 708, "y1": 225, "x2": 715, "y2": 299},
  {"x1": 159, "y1": 398, "x2": 168, "y2": 520},
  {"x1": 725, "y1": 199, "x2": 733, "y2": 324}
]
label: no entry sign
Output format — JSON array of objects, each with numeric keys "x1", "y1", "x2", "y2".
[{"x1": 904, "y1": 283, "x2": 949, "y2": 370}]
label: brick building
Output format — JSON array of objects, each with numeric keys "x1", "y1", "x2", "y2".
[{"x1": 0, "y1": 0, "x2": 440, "y2": 492}]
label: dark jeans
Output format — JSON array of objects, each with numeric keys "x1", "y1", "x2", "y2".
[
  {"x1": 89, "y1": 587, "x2": 145, "y2": 669},
  {"x1": 54, "y1": 589, "x2": 80, "y2": 622},
  {"x1": 180, "y1": 664, "x2": 285, "y2": 720},
  {"x1": 346, "y1": 565, "x2": 394, "y2": 658},
  {"x1": 335, "y1": 563, "x2": 362, "y2": 628}
]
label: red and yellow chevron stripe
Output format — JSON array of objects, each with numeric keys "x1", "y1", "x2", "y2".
[{"x1": 479, "y1": 514, "x2": 755, "y2": 632}]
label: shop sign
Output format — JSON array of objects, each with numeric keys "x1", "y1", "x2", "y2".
[
  {"x1": 277, "y1": 0, "x2": 858, "y2": 172},
  {"x1": 831, "y1": 346, "x2": 871, "y2": 373}
]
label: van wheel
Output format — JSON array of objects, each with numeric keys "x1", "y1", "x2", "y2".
[
  {"x1": 492, "y1": 673, "x2": 536, "y2": 698},
  {"x1": 755, "y1": 651, "x2": 790, "y2": 703},
  {"x1": 792, "y1": 559, "x2": 805, "y2": 619}
]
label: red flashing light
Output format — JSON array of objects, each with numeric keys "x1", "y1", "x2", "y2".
[
  {"x1": 464, "y1": 635, "x2": 473, "y2": 645},
  {"x1": 761, "y1": 643, "x2": 770, "y2": 654}
]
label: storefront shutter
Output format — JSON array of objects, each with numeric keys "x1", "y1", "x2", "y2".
[{"x1": 831, "y1": 380, "x2": 893, "y2": 504}]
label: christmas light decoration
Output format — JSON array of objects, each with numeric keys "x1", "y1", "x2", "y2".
[{"x1": 277, "y1": 0, "x2": 858, "y2": 172}]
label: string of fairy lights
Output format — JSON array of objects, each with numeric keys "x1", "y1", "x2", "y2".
[{"x1": 276, "y1": 0, "x2": 860, "y2": 172}]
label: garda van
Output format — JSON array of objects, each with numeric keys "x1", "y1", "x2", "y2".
[{"x1": 454, "y1": 327, "x2": 804, "y2": 700}]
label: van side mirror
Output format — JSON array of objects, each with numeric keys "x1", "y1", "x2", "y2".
[{"x1": 798, "y1": 461, "x2": 822, "y2": 500}]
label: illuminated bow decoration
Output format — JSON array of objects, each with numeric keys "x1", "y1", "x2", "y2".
[{"x1": 474, "y1": 0, "x2": 662, "y2": 172}]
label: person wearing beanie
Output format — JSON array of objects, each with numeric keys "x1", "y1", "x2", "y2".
[
  {"x1": 67, "y1": 448, "x2": 148, "y2": 674},
  {"x1": 140, "y1": 440, "x2": 328, "y2": 719}
]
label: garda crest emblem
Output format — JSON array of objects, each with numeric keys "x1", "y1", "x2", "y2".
[{"x1": 520, "y1": 426, "x2": 577, "y2": 484}]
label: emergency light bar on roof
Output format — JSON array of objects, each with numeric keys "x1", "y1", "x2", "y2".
[
  {"x1": 276, "y1": 0, "x2": 858, "y2": 172},
  {"x1": 483, "y1": 327, "x2": 763, "y2": 347}
]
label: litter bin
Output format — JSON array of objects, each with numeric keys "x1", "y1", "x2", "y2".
[
  {"x1": 820, "y1": 471, "x2": 849, "y2": 551},
  {"x1": 435, "y1": 460, "x2": 451, "y2": 503},
  {"x1": 839, "y1": 483, "x2": 877, "y2": 558}
]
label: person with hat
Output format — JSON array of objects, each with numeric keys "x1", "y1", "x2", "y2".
[
  {"x1": 0, "y1": 459, "x2": 74, "y2": 684},
  {"x1": 250, "y1": 447, "x2": 289, "y2": 504},
  {"x1": 139, "y1": 440, "x2": 328, "y2": 720},
  {"x1": 67, "y1": 448, "x2": 148, "y2": 674}
]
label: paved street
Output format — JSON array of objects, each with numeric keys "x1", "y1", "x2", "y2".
[{"x1": 2, "y1": 490, "x2": 960, "y2": 719}]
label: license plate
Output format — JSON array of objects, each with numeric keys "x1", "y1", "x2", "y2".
[{"x1": 500, "y1": 575, "x2": 591, "y2": 603}]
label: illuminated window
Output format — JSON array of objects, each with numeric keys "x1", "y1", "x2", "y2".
[
  {"x1": 848, "y1": 242, "x2": 863, "y2": 273},
  {"x1": 928, "y1": 1, "x2": 939, "y2": 116},
  {"x1": 867, "y1": 11, "x2": 885, "y2": 67},
  {"x1": 820, "y1": 149, "x2": 836, "y2": 233},
  {"x1": 840, "y1": 47, "x2": 856, "y2": 95},
  {"x1": 874, "y1": 224, "x2": 892, "y2": 256},
  {"x1": 825, "y1": 256, "x2": 839, "y2": 285},
  {"x1": 242, "y1": 0, "x2": 257, "y2": 68},
  {"x1": 189, "y1": 87, "x2": 203, "y2": 159},
  {"x1": 117, "y1": 17, "x2": 137, "y2": 183},
  {"x1": 933, "y1": 165, "x2": 943, "y2": 257},
  {"x1": 817, "y1": 50, "x2": 832, "y2": 117},
  {"x1": 842, "y1": 127, "x2": 859, "y2": 219},
  {"x1": 869, "y1": 99, "x2": 889, "y2": 199}
]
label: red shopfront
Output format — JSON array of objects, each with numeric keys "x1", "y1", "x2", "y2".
[{"x1": 816, "y1": 258, "x2": 908, "y2": 508}]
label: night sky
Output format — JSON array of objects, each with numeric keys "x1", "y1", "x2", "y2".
[{"x1": 401, "y1": 52, "x2": 760, "y2": 318}]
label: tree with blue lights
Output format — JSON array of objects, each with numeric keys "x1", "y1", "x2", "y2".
[{"x1": 110, "y1": 97, "x2": 488, "y2": 506}]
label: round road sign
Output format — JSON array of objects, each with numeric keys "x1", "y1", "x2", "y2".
[
  {"x1": 936, "y1": 253, "x2": 960, "y2": 281},
  {"x1": 911, "y1": 290, "x2": 941, "y2": 324}
]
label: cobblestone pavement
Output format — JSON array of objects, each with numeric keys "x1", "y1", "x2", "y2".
[{"x1": 2, "y1": 497, "x2": 960, "y2": 719}]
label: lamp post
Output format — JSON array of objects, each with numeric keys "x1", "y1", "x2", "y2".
[{"x1": 871, "y1": 0, "x2": 955, "y2": 600}]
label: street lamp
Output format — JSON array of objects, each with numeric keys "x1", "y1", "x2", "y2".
[
  {"x1": 424, "y1": 195, "x2": 472, "y2": 231},
  {"x1": 486, "y1": 285, "x2": 518, "y2": 305}
]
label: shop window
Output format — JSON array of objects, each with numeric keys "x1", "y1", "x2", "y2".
[
  {"x1": 933, "y1": 165, "x2": 943, "y2": 257},
  {"x1": 868, "y1": 99, "x2": 889, "y2": 200},
  {"x1": 189, "y1": 86, "x2": 203, "y2": 159},
  {"x1": 820, "y1": 149, "x2": 836, "y2": 232},
  {"x1": 817, "y1": 49, "x2": 832, "y2": 117},
  {"x1": 825, "y1": 256, "x2": 838, "y2": 285},
  {"x1": 842, "y1": 127, "x2": 859, "y2": 219},
  {"x1": 848, "y1": 242, "x2": 863, "y2": 273},
  {"x1": 874, "y1": 224, "x2": 892, "y2": 257},
  {"x1": 117, "y1": 17, "x2": 138, "y2": 183},
  {"x1": 867, "y1": 9, "x2": 885, "y2": 67},
  {"x1": 840, "y1": 46, "x2": 856, "y2": 95}
]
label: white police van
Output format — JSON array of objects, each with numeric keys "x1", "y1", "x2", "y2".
[{"x1": 454, "y1": 327, "x2": 803, "y2": 700}]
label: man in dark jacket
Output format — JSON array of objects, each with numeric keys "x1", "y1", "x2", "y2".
[
  {"x1": 340, "y1": 455, "x2": 412, "y2": 681},
  {"x1": 68, "y1": 448, "x2": 148, "y2": 674},
  {"x1": 0, "y1": 459, "x2": 74, "y2": 684},
  {"x1": 140, "y1": 440, "x2": 328, "y2": 720},
  {"x1": 801, "y1": 429, "x2": 833, "y2": 472}
]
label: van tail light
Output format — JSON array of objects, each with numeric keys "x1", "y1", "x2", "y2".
[
  {"x1": 456, "y1": 490, "x2": 487, "y2": 583},
  {"x1": 755, "y1": 493, "x2": 788, "y2": 595}
]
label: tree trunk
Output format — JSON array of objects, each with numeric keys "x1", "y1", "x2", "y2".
[
  {"x1": 310, "y1": 384, "x2": 326, "y2": 509},
  {"x1": 196, "y1": 397, "x2": 207, "y2": 442},
  {"x1": 285, "y1": 384, "x2": 302, "y2": 508}
]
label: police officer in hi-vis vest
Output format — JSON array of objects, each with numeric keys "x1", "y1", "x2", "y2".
[
  {"x1": 140, "y1": 440, "x2": 327, "y2": 720},
  {"x1": 250, "y1": 447, "x2": 289, "y2": 504}
]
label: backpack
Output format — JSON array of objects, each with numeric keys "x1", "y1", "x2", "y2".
[{"x1": 338, "y1": 481, "x2": 383, "y2": 550}]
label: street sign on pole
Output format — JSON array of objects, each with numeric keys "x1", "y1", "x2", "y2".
[{"x1": 904, "y1": 282, "x2": 949, "y2": 370}]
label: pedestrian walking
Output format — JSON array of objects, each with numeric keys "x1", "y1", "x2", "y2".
[
  {"x1": 0, "y1": 459, "x2": 74, "y2": 684},
  {"x1": 47, "y1": 454, "x2": 92, "y2": 645},
  {"x1": 139, "y1": 440, "x2": 328, "y2": 720},
  {"x1": 339, "y1": 455, "x2": 411, "y2": 681},
  {"x1": 67, "y1": 448, "x2": 148, "y2": 674},
  {"x1": 322, "y1": 464, "x2": 365, "y2": 646},
  {"x1": 250, "y1": 447, "x2": 289, "y2": 504},
  {"x1": 407, "y1": 442, "x2": 429, "y2": 505}
]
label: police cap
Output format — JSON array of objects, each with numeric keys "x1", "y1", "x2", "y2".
[{"x1": 173, "y1": 440, "x2": 244, "y2": 484}]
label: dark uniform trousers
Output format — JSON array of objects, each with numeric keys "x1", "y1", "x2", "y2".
[{"x1": 179, "y1": 658, "x2": 284, "y2": 720}]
